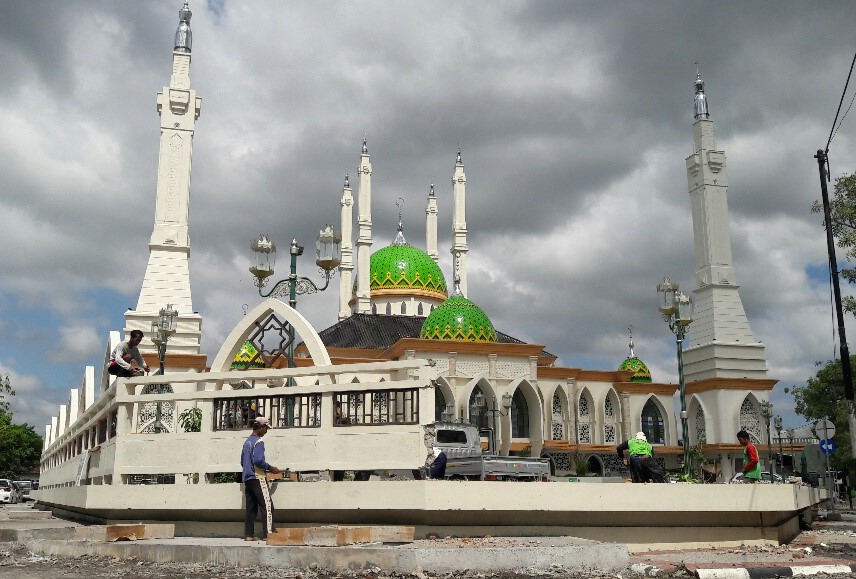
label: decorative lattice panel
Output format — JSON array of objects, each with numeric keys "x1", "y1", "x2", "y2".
[
  {"x1": 551, "y1": 392, "x2": 564, "y2": 440},
  {"x1": 456, "y1": 361, "x2": 489, "y2": 378},
  {"x1": 739, "y1": 398, "x2": 762, "y2": 443},
  {"x1": 550, "y1": 452, "x2": 571, "y2": 472},
  {"x1": 695, "y1": 404, "x2": 706, "y2": 443},
  {"x1": 600, "y1": 453, "x2": 624, "y2": 476},
  {"x1": 604, "y1": 396, "x2": 615, "y2": 418},
  {"x1": 496, "y1": 361, "x2": 529, "y2": 379},
  {"x1": 604, "y1": 424, "x2": 616, "y2": 444},
  {"x1": 578, "y1": 423, "x2": 591, "y2": 444},
  {"x1": 579, "y1": 395, "x2": 590, "y2": 417},
  {"x1": 138, "y1": 383, "x2": 174, "y2": 434}
]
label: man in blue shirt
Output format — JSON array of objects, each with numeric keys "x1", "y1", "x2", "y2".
[{"x1": 240, "y1": 416, "x2": 282, "y2": 541}]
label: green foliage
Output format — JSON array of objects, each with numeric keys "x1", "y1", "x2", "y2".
[
  {"x1": 574, "y1": 456, "x2": 589, "y2": 476},
  {"x1": 211, "y1": 472, "x2": 237, "y2": 484},
  {"x1": 0, "y1": 411, "x2": 42, "y2": 479},
  {"x1": 673, "y1": 471, "x2": 700, "y2": 483},
  {"x1": 178, "y1": 407, "x2": 202, "y2": 433},
  {"x1": 686, "y1": 438, "x2": 708, "y2": 483},
  {"x1": 0, "y1": 374, "x2": 14, "y2": 415},
  {"x1": 518, "y1": 445, "x2": 532, "y2": 457},
  {"x1": 813, "y1": 173, "x2": 856, "y2": 315},
  {"x1": 791, "y1": 356, "x2": 855, "y2": 470}
]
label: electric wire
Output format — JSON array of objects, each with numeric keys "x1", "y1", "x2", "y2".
[{"x1": 825, "y1": 50, "x2": 856, "y2": 154}]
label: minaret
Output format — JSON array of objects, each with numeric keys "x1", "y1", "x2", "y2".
[
  {"x1": 338, "y1": 174, "x2": 354, "y2": 320},
  {"x1": 426, "y1": 183, "x2": 438, "y2": 262},
  {"x1": 355, "y1": 138, "x2": 373, "y2": 314},
  {"x1": 682, "y1": 70, "x2": 767, "y2": 381},
  {"x1": 124, "y1": 1, "x2": 203, "y2": 357},
  {"x1": 451, "y1": 149, "x2": 469, "y2": 297}
]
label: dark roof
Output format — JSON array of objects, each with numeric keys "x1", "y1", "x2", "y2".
[{"x1": 314, "y1": 313, "x2": 550, "y2": 356}]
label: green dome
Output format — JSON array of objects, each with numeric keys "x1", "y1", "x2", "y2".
[
  {"x1": 369, "y1": 244, "x2": 447, "y2": 300},
  {"x1": 231, "y1": 340, "x2": 265, "y2": 370},
  {"x1": 618, "y1": 356, "x2": 652, "y2": 383},
  {"x1": 420, "y1": 295, "x2": 497, "y2": 342}
]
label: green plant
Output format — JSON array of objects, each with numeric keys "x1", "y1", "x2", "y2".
[
  {"x1": 178, "y1": 407, "x2": 202, "y2": 433},
  {"x1": 574, "y1": 456, "x2": 589, "y2": 476},
  {"x1": 518, "y1": 445, "x2": 532, "y2": 457},
  {"x1": 211, "y1": 472, "x2": 237, "y2": 484},
  {"x1": 674, "y1": 471, "x2": 701, "y2": 483}
]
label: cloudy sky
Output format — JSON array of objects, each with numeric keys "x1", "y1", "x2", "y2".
[{"x1": 2, "y1": 1, "x2": 856, "y2": 436}]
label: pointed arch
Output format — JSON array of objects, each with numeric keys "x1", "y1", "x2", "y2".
[
  {"x1": 603, "y1": 388, "x2": 619, "y2": 444},
  {"x1": 549, "y1": 384, "x2": 569, "y2": 441},
  {"x1": 577, "y1": 387, "x2": 594, "y2": 444},
  {"x1": 210, "y1": 298, "x2": 331, "y2": 372},
  {"x1": 739, "y1": 394, "x2": 763, "y2": 443},
  {"x1": 641, "y1": 397, "x2": 666, "y2": 445},
  {"x1": 506, "y1": 379, "x2": 544, "y2": 455},
  {"x1": 465, "y1": 378, "x2": 495, "y2": 429},
  {"x1": 433, "y1": 377, "x2": 455, "y2": 421},
  {"x1": 689, "y1": 395, "x2": 708, "y2": 445}
]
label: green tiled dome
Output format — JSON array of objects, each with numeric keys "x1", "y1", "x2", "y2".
[
  {"x1": 231, "y1": 340, "x2": 265, "y2": 370},
  {"x1": 618, "y1": 356, "x2": 652, "y2": 383},
  {"x1": 420, "y1": 295, "x2": 497, "y2": 342},
  {"x1": 369, "y1": 244, "x2": 447, "y2": 300}
]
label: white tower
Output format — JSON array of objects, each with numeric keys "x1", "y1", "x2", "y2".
[
  {"x1": 355, "y1": 139, "x2": 374, "y2": 314},
  {"x1": 682, "y1": 71, "x2": 767, "y2": 381},
  {"x1": 338, "y1": 175, "x2": 354, "y2": 320},
  {"x1": 451, "y1": 149, "x2": 469, "y2": 297},
  {"x1": 124, "y1": 2, "x2": 203, "y2": 356},
  {"x1": 426, "y1": 183, "x2": 439, "y2": 262}
]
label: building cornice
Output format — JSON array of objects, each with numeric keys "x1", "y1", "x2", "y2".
[
  {"x1": 686, "y1": 377, "x2": 778, "y2": 394},
  {"x1": 614, "y1": 382, "x2": 678, "y2": 395}
]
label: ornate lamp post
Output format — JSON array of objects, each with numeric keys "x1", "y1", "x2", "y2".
[
  {"x1": 150, "y1": 304, "x2": 178, "y2": 375},
  {"x1": 774, "y1": 415, "x2": 784, "y2": 476},
  {"x1": 657, "y1": 277, "x2": 694, "y2": 478},
  {"x1": 472, "y1": 392, "x2": 513, "y2": 453},
  {"x1": 759, "y1": 400, "x2": 774, "y2": 475},
  {"x1": 249, "y1": 226, "x2": 342, "y2": 308}
]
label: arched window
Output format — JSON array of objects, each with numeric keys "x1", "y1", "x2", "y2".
[
  {"x1": 139, "y1": 384, "x2": 174, "y2": 434},
  {"x1": 511, "y1": 390, "x2": 529, "y2": 438},
  {"x1": 385, "y1": 303, "x2": 392, "y2": 315},
  {"x1": 371, "y1": 304, "x2": 377, "y2": 315},
  {"x1": 739, "y1": 398, "x2": 762, "y2": 443},
  {"x1": 417, "y1": 303, "x2": 424, "y2": 316},
  {"x1": 578, "y1": 391, "x2": 593, "y2": 444},
  {"x1": 641, "y1": 399, "x2": 665, "y2": 444},
  {"x1": 435, "y1": 387, "x2": 448, "y2": 421},
  {"x1": 551, "y1": 392, "x2": 564, "y2": 440},
  {"x1": 694, "y1": 402, "x2": 707, "y2": 444},
  {"x1": 603, "y1": 392, "x2": 618, "y2": 444},
  {"x1": 468, "y1": 387, "x2": 489, "y2": 429},
  {"x1": 400, "y1": 302, "x2": 406, "y2": 315}
]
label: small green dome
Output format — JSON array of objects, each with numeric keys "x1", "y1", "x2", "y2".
[
  {"x1": 619, "y1": 356, "x2": 652, "y2": 383},
  {"x1": 369, "y1": 244, "x2": 447, "y2": 300},
  {"x1": 231, "y1": 340, "x2": 265, "y2": 370},
  {"x1": 420, "y1": 295, "x2": 497, "y2": 342}
]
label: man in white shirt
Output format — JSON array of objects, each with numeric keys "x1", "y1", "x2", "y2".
[{"x1": 108, "y1": 330, "x2": 150, "y2": 378}]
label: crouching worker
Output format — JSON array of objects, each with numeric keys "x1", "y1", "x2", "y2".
[
  {"x1": 240, "y1": 416, "x2": 283, "y2": 541},
  {"x1": 428, "y1": 447, "x2": 447, "y2": 479},
  {"x1": 617, "y1": 432, "x2": 665, "y2": 483}
]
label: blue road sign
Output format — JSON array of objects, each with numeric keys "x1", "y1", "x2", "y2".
[{"x1": 820, "y1": 438, "x2": 836, "y2": 455}]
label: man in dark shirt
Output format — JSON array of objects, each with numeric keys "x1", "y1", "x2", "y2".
[{"x1": 240, "y1": 416, "x2": 282, "y2": 541}]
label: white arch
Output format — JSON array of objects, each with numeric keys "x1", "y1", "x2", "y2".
[
  {"x1": 688, "y1": 395, "x2": 711, "y2": 445},
  {"x1": 210, "y1": 298, "x2": 332, "y2": 372}
]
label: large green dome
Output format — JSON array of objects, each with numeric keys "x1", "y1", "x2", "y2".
[
  {"x1": 369, "y1": 244, "x2": 447, "y2": 300},
  {"x1": 420, "y1": 295, "x2": 497, "y2": 342},
  {"x1": 618, "y1": 356, "x2": 652, "y2": 383},
  {"x1": 231, "y1": 340, "x2": 265, "y2": 370}
]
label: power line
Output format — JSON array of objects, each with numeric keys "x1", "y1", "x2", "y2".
[{"x1": 825, "y1": 50, "x2": 856, "y2": 154}]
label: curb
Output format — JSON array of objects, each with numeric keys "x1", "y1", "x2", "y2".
[{"x1": 694, "y1": 565, "x2": 856, "y2": 579}]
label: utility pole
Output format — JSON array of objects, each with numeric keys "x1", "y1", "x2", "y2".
[{"x1": 815, "y1": 149, "x2": 856, "y2": 460}]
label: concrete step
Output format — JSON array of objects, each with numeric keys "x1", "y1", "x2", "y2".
[
  {"x1": 267, "y1": 525, "x2": 414, "y2": 546},
  {"x1": 3, "y1": 510, "x2": 53, "y2": 520}
]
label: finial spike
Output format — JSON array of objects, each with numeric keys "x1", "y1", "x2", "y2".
[
  {"x1": 393, "y1": 198, "x2": 407, "y2": 245},
  {"x1": 693, "y1": 65, "x2": 709, "y2": 120},
  {"x1": 429, "y1": 183, "x2": 435, "y2": 197},
  {"x1": 628, "y1": 325, "x2": 635, "y2": 357},
  {"x1": 174, "y1": 1, "x2": 192, "y2": 53},
  {"x1": 344, "y1": 174, "x2": 350, "y2": 188},
  {"x1": 362, "y1": 135, "x2": 368, "y2": 154}
]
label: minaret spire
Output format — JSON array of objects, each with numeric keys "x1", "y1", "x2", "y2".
[
  {"x1": 451, "y1": 147, "x2": 469, "y2": 297},
  {"x1": 125, "y1": 1, "x2": 204, "y2": 358},
  {"x1": 338, "y1": 174, "x2": 354, "y2": 320},
  {"x1": 628, "y1": 325, "x2": 635, "y2": 357},
  {"x1": 393, "y1": 198, "x2": 407, "y2": 245},
  {"x1": 426, "y1": 183, "x2": 438, "y2": 262},
  {"x1": 355, "y1": 137, "x2": 373, "y2": 314},
  {"x1": 683, "y1": 70, "x2": 767, "y2": 381}
]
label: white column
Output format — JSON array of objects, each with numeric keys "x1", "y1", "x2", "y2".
[
  {"x1": 426, "y1": 184, "x2": 438, "y2": 262},
  {"x1": 451, "y1": 150, "x2": 469, "y2": 296},
  {"x1": 355, "y1": 139, "x2": 373, "y2": 314},
  {"x1": 339, "y1": 176, "x2": 355, "y2": 320}
]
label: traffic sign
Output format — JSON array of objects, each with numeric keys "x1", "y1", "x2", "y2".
[
  {"x1": 814, "y1": 419, "x2": 836, "y2": 439},
  {"x1": 820, "y1": 438, "x2": 836, "y2": 455}
]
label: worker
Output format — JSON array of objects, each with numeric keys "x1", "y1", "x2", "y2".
[{"x1": 617, "y1": 432, "x2": 665, "y2": 483}]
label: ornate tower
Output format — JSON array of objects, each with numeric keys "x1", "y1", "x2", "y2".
[
  {"x1": 355, "y1": 138, "x2": 374, "y2": 314},
  {"x1": 451, "y1": 149, "x2": 469, "y2": 297},
  {"x1": 426, "y1": 183, "x2": 439, "y2": 262},
  {"x1": 338, "y1": 175, "x2": 354, "y2": 320},
  {"x1": 124, "y1": 2, "x2": 203, "y2": 357},
  {"x1": 681, "y1": 71, "x2": 767, "y2": 381}
]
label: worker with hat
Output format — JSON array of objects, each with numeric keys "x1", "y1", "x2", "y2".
[{"x1": 617, "y1": 431, "x2": 665, "y2": 483}]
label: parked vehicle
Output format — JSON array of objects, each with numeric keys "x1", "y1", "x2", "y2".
[
  {"x1": 14, "y1": 481, "x2": 32, "y2": 501},
  {"x1": 732, "y1": 471, "x2": 784, "y2": 484},
  {"x1": 431, "y1": 422, "x2": 551, "y2": 481},
  {"x1": 0, "y1": 479, "x2": 21, "y2": 503}
]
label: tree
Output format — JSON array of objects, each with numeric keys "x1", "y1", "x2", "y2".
[
  {"x1": 0, "y1": 413, "x2": 42, "y2": 479},
  {"x1": 0, "y1": 374, "x2": 14, "y2": 415},
  {"x1": 792, "y1": 357, "x2": 855, "y2": 471},
  {"x1": 812, "y1": 173, "x2": 856, "y2": 315}
]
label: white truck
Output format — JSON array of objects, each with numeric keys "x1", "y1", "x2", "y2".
[{"x1": 430, "y1": 421, "x2": 551, "y2": 481}]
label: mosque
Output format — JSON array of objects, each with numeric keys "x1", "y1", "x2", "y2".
[{"x1": 38, "y1": 1, "x2": 783, "y2": 492}]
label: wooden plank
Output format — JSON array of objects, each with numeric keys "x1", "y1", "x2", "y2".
[{"x1": 105, "y1": 523, "x2": 175, "y2": 542}]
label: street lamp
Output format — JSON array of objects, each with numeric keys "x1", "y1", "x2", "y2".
[
  {"x1": 759, "y1": 400, "x2": 774, "y2": 475},
  {"x1": 657, "y1": 277, "x2": 694, "y2": 478},
  {"x1": 249, "y1": 226, "x2": 342, "y2": 309},
  {"x1": 150, "y1": 304, "x2": 178, "y2": 375},
  {"x1": 774, "y1": 415, "x2": 784, "y2": 476},
  {"x1": 472, "y1": 392, "x2": 513, "y2": 453}
]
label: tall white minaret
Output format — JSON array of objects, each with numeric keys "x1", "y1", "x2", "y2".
[
  {"x1": 338, "y1": 174, "x2": 354, "y2": 320},
  {"x1": 682, "y1": 71, "x2": 767, "y2": 381},
  {"x1": 355, "y1": 138, "x2": 374, "y2": 314},
  {"x1": 124, "y1": 2, "x2": 203, "y2": 356},
  {"x1": 451, "y1": 149, "x2": 469, "y2": 297},
  {"x1": 426, "y1": 183, "x2": 438, "y2": 262}
]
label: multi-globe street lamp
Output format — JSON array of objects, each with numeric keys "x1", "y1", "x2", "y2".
[
  {"x1": 150, "y1": 303, "x2": 178, "y2": 376},
  {"x1": 759, "y1": 400, "x2": 774, "y2": 475},
  {"x1": 472, "y1": 392, "x2": 513, "y2": 453},
  {"x1": 774, "y1": 415, "x2": 784, "y2": 476},
  {"x1": 657, "y1": 277, "x2": 694, "y2": 478}
]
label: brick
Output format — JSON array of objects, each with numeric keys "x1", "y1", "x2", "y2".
[{"x1": 105, "y1": 523, "x2": 175, "y2": 542}]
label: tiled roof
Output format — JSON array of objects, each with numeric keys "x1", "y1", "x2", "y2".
[{"x1": 315, "y1": 313, "x2": 551, "y2": 356}]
